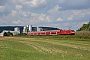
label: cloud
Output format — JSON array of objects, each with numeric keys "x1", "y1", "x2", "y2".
[
  {"x1": 59, "y1": 0, "x2": 90, "y2": 10},
  {"x1": 48, "y1": 5, "x2": 60, "y2": 14},
  {"x1": 0, "y1": 0, "x2": 90, "y2": 30},
  {"x1": 30, "y1": 0, "x2": 46, "y2": 7},
  {"x1": 12, "y1": 20, "x2": 23, "y2": 24},
  {"x1": 0, "y1": 6, "x2": 5, "y2": 12},
  {"x1": 57, "y1": 18, "x2": 63, "y2": 22},
  {"x1": 67, "y1": 9, "x2": 90, "y2": 21},
  {"x1": 15, "y1": 5, "x2": 22, "y2": 10},
  {"x1": 18, "y1": 0, "x2": 47, "y2": 10}
]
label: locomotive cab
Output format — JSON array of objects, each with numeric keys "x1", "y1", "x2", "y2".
[{"x1": 70, "y1": 30, "x2": 75, "y2": 35}]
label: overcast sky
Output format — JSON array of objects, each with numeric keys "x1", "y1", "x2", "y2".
[{"x1": 0, "y1": 0, "x2": 90, "y2": 30}]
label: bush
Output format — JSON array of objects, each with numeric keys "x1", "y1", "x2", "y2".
[
  {"x1": 3, "y1": 32, "x2": 8, "y2": 36},
  {"x1": 3, "y1": 31, "x2": 13, "y2": 36},
  {"x1": 75, "y1": 31, "x2": 90, "y2": 39}
]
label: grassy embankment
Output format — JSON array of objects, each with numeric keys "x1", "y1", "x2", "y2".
[
  {"x1": 18, "y1": 31, "x2": 90, "y2": 40},
  {"x1": 0, "y1": 31, "x2": 90, "y2": 60}
]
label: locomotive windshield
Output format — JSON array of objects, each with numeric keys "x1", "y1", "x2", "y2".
[{"x1": 71, "y1": 30, "x2": 75, "y2": 32}]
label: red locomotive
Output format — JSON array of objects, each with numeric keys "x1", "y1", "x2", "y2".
[{"x1": 27, "y1": 29, "x2": 75, "y2": 36}]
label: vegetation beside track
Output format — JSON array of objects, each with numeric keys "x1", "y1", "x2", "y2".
[{"x1": 16, "y1": 31, "x2": 90, "y2": 41}]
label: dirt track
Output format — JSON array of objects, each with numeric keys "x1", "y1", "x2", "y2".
[{"x1": 0, "y1": 36, "x2": 34, "y2": 40}]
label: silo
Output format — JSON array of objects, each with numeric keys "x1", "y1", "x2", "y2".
[
  {"x1": 29, "y1": 25, "x2": 32, "y2": 32},
  {"x1": 27, "y1": 25, "x2": 29, "y2": 32},
  {"x1": 23, "y1": 27, "x2": 27, "y2": 33},
  {"x1": 26, "y1": 25, "x2": 32, "y2": 32},
  {"x1": 37, "y1": 26, "x2": 40, "y2": 32},
  {"x1": 27, "y1": 25, "x2": 29, "y2": 28}
]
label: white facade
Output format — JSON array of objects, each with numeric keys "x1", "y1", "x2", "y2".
[
  {"x1": 0, "y1": 33, "x2": 3, "y2": 36},
  {"x1": 14, "y1": 27, "x2": 20, "y2": 32}
]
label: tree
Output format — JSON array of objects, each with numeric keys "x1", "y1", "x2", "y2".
[
  {"x1": 3, "y1": 32, "x2": 8, "y2": 36},
  {"x1": 3, "y1": 31, "x2": 13, "y2": 36},
  {"x1": 77, "y1": 22, "x2": 90, "y2": 31},
  {"x1": 88, "y1": 22, "x2": 90, "y2": 30}
]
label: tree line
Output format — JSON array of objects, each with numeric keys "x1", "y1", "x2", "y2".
[{"x1": 77, "y1": 22, "x2": 90, "y2": 31}]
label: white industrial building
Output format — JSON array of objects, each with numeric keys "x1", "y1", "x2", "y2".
[
  {"x1": 23, "y1": 25, "x2": 42, "y2": 33},
  {"x1": 23, "y1": 25, "x2": 32, "y2": 33},
  {"x1": 0, "y1": 27, "x2": 20, "y2": 36}
]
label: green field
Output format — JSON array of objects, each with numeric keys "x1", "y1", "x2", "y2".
[{"x1": 0, "y1": 34, "x2": 90, "y2": 60}]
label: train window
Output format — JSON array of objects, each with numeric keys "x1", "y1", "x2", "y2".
[{"x1": 71, "y1": 30, "x2": 75, "y2": 32}]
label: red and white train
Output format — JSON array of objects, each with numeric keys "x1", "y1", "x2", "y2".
[
  {"x1": 27, "y1": 29, "x2": 75, "y2": 36},
  {"x1": 24, "y1": 25, "x2": 75, "y2": 36}
]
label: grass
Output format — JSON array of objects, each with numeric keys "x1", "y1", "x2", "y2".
[{"x1": 0, "y1": 31, "x2": 90, "y2": 60}]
